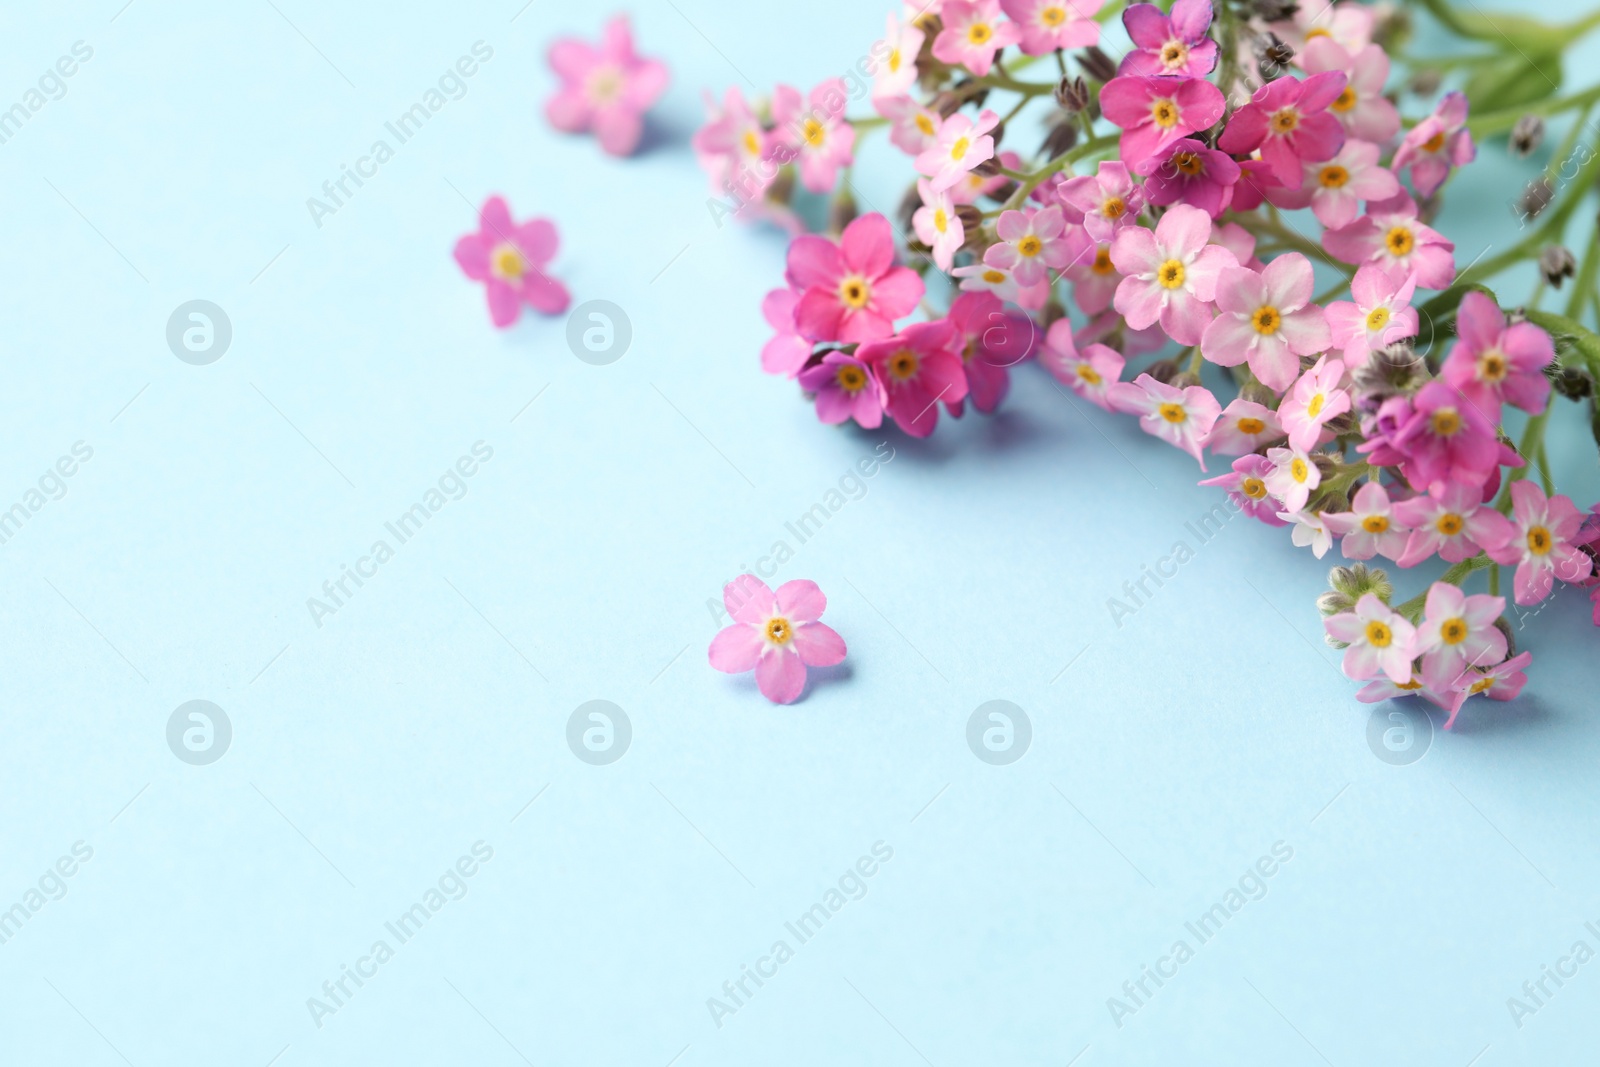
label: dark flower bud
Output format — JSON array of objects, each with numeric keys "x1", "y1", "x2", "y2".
[
  {"x1": 1169, "y1": 371, "x2": 1202, "y2": 389},
  {"x1": 828, "y1": 189, "x2": 858, "y2": 234},
  {"x1": 1539, "y1": 244, "x2": 1576, "y2": 288},
  {"x1": 1240, "y1": 381, "x2": 1279, "y2": 408},
  {"x1": 954, "y1": 204, "x2": 985, "y2": 232},
  {"x1": 1042, "y1": 116, "x2": 1080, "y2": 158},
  {"x1": 934, "y1": 88, "x2": 979, "y2": 117},
  {"x1": 1510, "y1": 114, "x2": 1545, "y2": 159},
  {"x1": 1253, "y1": 0, "x2": 1299, "y2": 19},
  {"x1": 897, "y1": 184, "x2": 922, "y2": 233},
  {"x1": 1056, "y1": 75, "x2": 1091, "y2": 113},
  {"x1": 973, "y1": 157, "x2": 1005, "y2": 178},
  {"x1": 1255, "y1": 33, "x2": 1295, "y2": 81},
  {"x1": 1517, "y1": 177, "x2": 1554, "y2": 221},
  {"x1": 1555, "y1": 365, "x2": 1594, "y2": 399},
  {"x1": 1317, "y1": 590, "x2": 1354, "y2": 618},
  {"x1": 1143, "y1": 359, "x2": 1180, "y2": 384},
  {"x1": 1078, "y1": 46, "x2": 1118, "y2": 84},
  {"x1": 1493, "y1": 615, "x2": 1517, "y2": 660},
  {"x1": 1408, "y1": 69, "x2": 1442, "y2": 96}
]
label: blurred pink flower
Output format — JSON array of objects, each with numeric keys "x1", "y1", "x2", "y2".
[
  {"x1": 772, "y1": 80, "x2": 857, "y2": 193},
  {"x1": 1394, "y1": 92, "x2": 1476, "y2": 198},
  {"x1": 1002, "y1": 0, "x2": 1102, "y2": 55},
  {"x1": 452, "y1": 195, "x2": 570, "y2": 328},
  {"x1": 933, "y1": 0, "x2": 1021, "y2": 76},
  {"x1": 546, "y1": 15, "x2": 669, "y2": 156}
]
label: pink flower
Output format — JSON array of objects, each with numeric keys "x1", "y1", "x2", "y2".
[
  {"x1": 876, "y1": 95, "x2": 943, "y2": 156},
  {"x1": 874, "y1": 14, "x2": 927, "y2": 99},
  {"x1": 1199, "y1": 454, "x2": 1288, "y2": 526},
  {"x1": 1111, "y1": 205, "x2": 1238, "y2": 345},
  {"x1": 1440, "y1": 291, "x2": 1554, "y2": 422},
  {"x1": 932, "y1": 0, "x2": 1021, "y2": 76},
  {"x1": 1264, "y1": 445, "x2": 1321, "y2": 512},
  {"x1": 1001, "y1": 0, "x2": 1102, "y2": 55},
  {"x1": 912, "y1": 180, "x2": 965, "y2": 271},
  {"x1": 1301, "y1": 39, "x2": 1400, "y2": 144},
  {"x1": 859, "y1": 320, "x2": 969, "y2": 437},
  {"x1": 947, "y1": 291, "x2": 1035, "y2": 415},
  {"x1": 1218, "y1": 72, "x2": 1348, "y2": 188},
  {"x1": 453, "y1": 195, "x2": 571, "y2": 328},
  {"x1": 1057, "y1": 161, "x2": 1146, "y2": 242},
  {"x1": 987, "y1": 205, "x2": 1074, "y2": 285},
  {"x1": 709, "y1": 576, "x2": 846, "y2": 704},
  {"x1": 1100, "y1": 75, "x2": 1225, "y2": 169},
  {"x1": 1486, "y1": 481, "x2": 1594, "y2": 606},
  {"x1": 1139, "y1": 138, "x2": 1241, "y2": 219},
  {"x1": 1204, "y1": 397, "x2": 1283, "y2": 454},
  {"x1": 1282, "y1": 509, "x2": 1335, "y2": 557},
  {"x1": 1355, "y1": 671, "x2": 1459, "y2": 711},
  {"x1": 955, "y1": 260, "x2": 1021, "y2": 302},
  {"x1": 798, "y1": 351, "x2": 885, "y2": 429},
  {"x1": 545, "y1": 15, "x2": 669, "y2": 157},
  {"x1": 1271, "y1": 2, "x2": 1373, "y2": 55},
  {"x1": 1324, "y1": 481, "x2": 1408, "y2": 561},
  {"x1": 772, "y1": 81, "x2": 857, "y2": 193},
  {"x1": 1120, "y1": 0, "x2": 1217, "y2": 76},
  {"x1": 1388, "y1": 381, "x2": 1499, "y2": 490},
  {"x1": 1394, "y1": 92, "x2": 1476, "y2": 199},
  {"x1": 1041, "y1": 319, "x2": 1123, "y2": 409},
  {"x1": 1065, "y1": 241, "x2": 1122, "y2": 314},
  {"x1": 915, "y1": 109, "x2": 1000, "y2": 192},
  {"x1": 1324, "y1": 593, "x2": 1417, "y2": 684},
  {"x1": 950, "y1": 146, "x2": 1016, "y2": 204},
  {"x1": 1393, "y1": 482, "x2": 1514, "y2": 567},
  {"x1": 1107, "y1": 373, "x2": 1221, "y2": 469},
  {"x1": 693, "y1": 88, "x2": 774, "y2": 208},
  {"x1": 759, "y1": 288, "x2": 810, "y2": 377},
  {"x1": 1280, "y1": 355, "x2": 1349, "y2": 451},
  {"x1": 1415, "y1": 581, "x2": 1507, "y2": 692},
  {"x1": 787, "y1": 214, "x2": 923, "y2": 343},
  {"x1": 1274, "y1": 139, "x2": 1401, "y2": 228},
  {"x1": 1201, "y1": 253, "x2": 1331, "y2": 392},
  {"x1": 1325, "y1": 264, "x2": 1418, "y2": 366},
  {"x1": 1325, "y1": 192, "x2": 1456, "y2": 291},
  {"x1": 1442, "y1": 651, "x2": 1532, "y2": 729}
]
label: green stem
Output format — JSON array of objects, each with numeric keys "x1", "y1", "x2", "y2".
[
  {"x1": 1395, "y1": 554, "x2": 1494, "y2": 618},
  {"x1": 1001, "y1": 133, "x2": 1120, "y2": 210}
]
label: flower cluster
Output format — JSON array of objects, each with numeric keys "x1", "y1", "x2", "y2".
[{"x1": 698, "y1": 0, "x2": 1600, "y2": 722}]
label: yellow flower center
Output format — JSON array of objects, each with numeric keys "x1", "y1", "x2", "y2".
[
  {"x1": 1242, "y1": 477, "x2": 1268, "y2": 499},
  {"x1": 1159, "y1": 402, "x2": 1187, "y2": 424},
  {"x1": 888, "y1": 49, "x2": 902, "y2": 73},
  {"x1": 1304, "y1": 27, "x2": 1332, "y2": 40},
  {"x1": 803, "y1": 118, "x2": 827, "y2": 148},
  {"x1": 588, "y1": 66, "x2": 624, "y2": 103},
  {"x1": 982, "y1": 268, "x2": 1007, "y2": 283},
  {"x1": 1436, "y1": 513, "x2": 1464, "y2": 535},
  {"x1": 765, "y1": 617, "x2": 793, "y2": 645},
  {"x1": 742, "y1": 130, "x2": 762, "y2": 156},
  {"x1": 1319, "y1": 165, "x2": 1350, "y2": 188},
  {"x1": 1150, "y1": 98, "x2": 1179, "y2": 128},
  {"x1": 1479, "y1": 350, "x2": 1508, "y2": 382},
  {"x1": 888, "y1": 348, "x2": 920, "y2": 381},
  {"x1": 1157, "y1": 258, "x2": 1186, "y2": 289},
  {"x1": 1440, "y1": 618, "x2": 1467, "y2": 645},
  {"x1": 1252, "y1": 306, "x2": 1282, "y2": 334},
  {"x1": 1469, "y1": 675, "x2": 1495, "y2": 695},
  {"x1": 1397, "y1": 678, "x2": 1424, "y2": 690},
  {"x1": 839, "y1": 276, "x2": 871, "y2": 309},
  {"x1": 1018, "y1": 235, "x2": 1043, "y2": 257},
  {"x1": 1366, "y1": 306, "x2": 1391, "y2": 332},
  {"x1": 951, "y1": 136, "x2": 970, "y2": 160},
  {"x1": 1290, "y1": 457, "x2": 1309, "y2": 483},
  {"x1": 836, "y1": 363, "x2": 868, "y2": 393},
  {"x1": 1332, "y1": 87, "x2": 1357, "y2": 113},
  {"x1": 1041, "y1": 5, "x2": 1067, "y2": 26},
  {"x1": 933, "y1": 207, "x2": 949, "y2": 233},
  {"x1": 1077, "y1": 364, "x2": 1102, "y2": 385},
  {"x1": 1172, "y1": 151, "x2": 1203, "y2": 176},
  {"x1": 1237, "y1": 416, "x2": 1266, "y2": 434},
  {"x1": 1430, "y1": 408, "x2": 1462, "y2": 436},
  {"x1": 1365, "y1": 620, "x2": 1393, "y2": 647},
  {"x1": 1091, "y1": 246, "x2": 1115, "y2": 274},
  {"x1": 492, "y1": 244, "x2": 525, "y2": 281},
  {"x1": 1527, "y1": 525, "x2": 1552, "y2": 554},
  {"x1": 1306, "y1": 393, "x2": 1325, "y2": 418},
  {"x1": 1422, "y1": 130, "x2": 1447, "y2": 153},
  {"x1": 1270, "y1": 108, "x2": 1301, "y2": 134},
  {"x1": 1362, "y1": 514, "x2": 1390, "y2": 533},
  {"x1": 915, "y1": 113, "x2": 936, "y2": 136},
  {"x1": 1386, "y1": 226, "x2": 1415, "y2": 256},
  {"x1": 967, "y1": 22, "x2": 993, "y2": 45},
  {"x1": 1102, "y1": 196, "x2": 1126, "y2": 219}
]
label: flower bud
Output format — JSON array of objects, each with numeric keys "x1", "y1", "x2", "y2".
[
  {"x1": 1042, "y1": 116, "x2": 1080, "y2": 158},
  {"x1": 1493, "y1": 615, "x2": 1517, "y2": 660},
  {"x1": 1169, "y1": 371, "x2": 1201, "y2": 389},
  {"x1": 897, "y1": 184, "x2": 922, "y2": 234},
  {"x1": 1252, "y1": 0, "x2": 1300, "y2": 19},
  {"x1": 1555, "y1": 365, "x2": 1594, "y2": 399},
  {"x1": 1240, "y1": 381, "x2": 1279, "y2": 408},
  {"x1": 1352, "y1": 340, "x2": 1428, "y2": 404},
  {"x1": 1078, "y1": 46, "x2": 1118, "y2": 84},
  {"x1": 1057, "y1": 75, "x2": 1091, "y2": 113},
  {"x1": 1329, "y1": 562, "x2": 1393, "y2": 604},
  {"x1": 1144, "y1": 359, "x2": 1180, "y2": 384},
  {"x1": 1255, "y1": 33, "x2": 1295, "y2": 82},
  {"x1": 829, "y1": 188, "x2": 858, "y2": 234},
  {"x1": 974, "y1": 157, "x2": 1005, "y2": 178},
  {"x1": 1517, "y1": 177, "x2": 1555, "y2": 221},
  {"x1": 1317, "y1": 590, "x2": 1355, "y2": 617},
  {"x1": 1510, "y1": 114, "x2": 1545, "y2": 159},
  {"x1": 1408, "y1": 69, "x2": 1442, "y2": 96},
  {"x1": 1540, "y1": 244, "x2": 1576, "y2": 288}
]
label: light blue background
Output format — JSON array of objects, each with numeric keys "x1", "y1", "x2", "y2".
[{"x1": 2, "y1": 0, "x2": 1599, "y2": 1064}]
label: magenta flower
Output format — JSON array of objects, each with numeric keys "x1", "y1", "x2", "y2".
[
  {"x1": 1041, "y1": 318, "x2": 1124, "y2": 409},
  {"x1": 1139, "y1": 138, "x2": 1241, "y2": 219},
  {"x1": 1486, "y1": 481, "x2": 1594, "y2": 606},
  {"x1": 787, "y1": 214, "x2": 923, "y2": 343},
  {"x1": 912, "y1": 180, "x2": 965, "y2": 272},
  {"x1": 759, "y1": 287, "x2": 810, "y2": 377},
  {"x1": 947, "y1": 291, "x2": 1033, "y2": 415},
  {"x1": 933, "y1": 0, "x2": 1022, "y2": 77},
  {"x1": 987, "y1": 205, "x2": 1073, "y2": 285},
  {"x1": 1389, "y1": 382, "x2": 1499, "y2": 490},
  {"x1": 1001, "y1": 0, "x2": 1102, "y2": 55},
  {"x1": 1100, "y1": 75, "x2": 1225, "y2": 169},
  {"x1": 1393, "y1": 482, "x2": 1514, "y2": 567},
  {"x1": 1325, "y1": 263, "x2": 1418, "y2": 366},
  {"x1": 1204, "y1": 397, "x2": 1283, "y2": 455},
  {"x1": 1441, "y1": 651, "x2": 1532, "y2": 729},
  {"x1": 1324, "y1": 481, "x2": 1408, "y2": 561},
  {"x1": 772, "y1": 80, "x2": 857, "y2": 193},
  {"x1": 877, "y1": 94, "x2": 943, "y2": 156},
  {"x1": 1324, "y1": 593, "x2": 1417, "y2": 684},
  {"x1": 1107, "y1": 373, "x2": 1221, "y2": 469},
  {"x1": 915, "y1": 109, "x2": 1000, "y2": 192},
  {"x1": 545, "y1": 15, "x2": 669, "y2": 157},
  {"x1": 1057, "y1": 161, "x2": 1146, "y2": 242},
  {"x1": 1218, "y1": 72, "x2": 1348, "y2": 188},
  {"x1": 1440, "y1": 291, "x2": 1554, "y2": 422},
  {"x1": 1199, "y1": 454, "x2": 1289, "y2": 526},
  {"x1": 1394, "y1": 92, "x2": 1476, "y2": 199},
  {"x1": 1325, "y1": 193, "x2": 1456, "y2": 291},
  {"x1": 1201, "y1": 253, "x2": 1331, "y2": 392},
  {"x1": 1275, "y1": 139, "x2": 1401, "y2": 228},
  {"x1": 1280, "y1": 356, "x2": 1349, "y2": 451},
  {"x1": 799, "y1": 351, "x2": 885, "y2": 429},
  {"x1": 1119, "y1": 0, "x2": 1217, "y2": 77},
  {"x1": 1111, "y1": 204, "x2": 1238, "y2": 345},
  {"x1": 453, "y1": 195, "x2": 571, "y2": 328},
  {"x1": 1301, "y1": 39, "x2": 1400, "y2": 144},
  {"x1": 1264, "y1": 445, "x2": 1320, "y2": 512},
  {"x1": 1415, "y1": 581, "x2": 1508, "y2": 692},
  {"x1": 859, "y1": 320, "x2": 969, "y2": 437},
  {"x1": 709, "y1": 576, "x2": 846, "y2": 704}
]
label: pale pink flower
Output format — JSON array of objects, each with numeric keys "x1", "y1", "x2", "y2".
[
  {"x1": 986, "y1": 205, "x2": 1073, "y2": 285},
  {"x1": 545, "y1": 15, "x2": 669, "y2": 156},
  {"x1": 1201, "y1": 254, "x2": 1331, "y2": 392},
  {"x1": 1355, "y1": 671, "x2": 1460, "y2": 711},
  {"x1": 1273, "y1": 1, "x2": 1373, "y2": 55},
  {"x1": 1040, "y1": 319, "x2": 1123, "y2": 409},
  {"x1": 1442, "y1": 651, "x2": 1532, "y2": 729},
  {"x1": 933, "y1": 0, "x2": 1022, "y2": 76},
  {"x1": 1301, "y1": 39, "x2": 1400, "y2": 143},
  {"x1": 1107, "y1": 373, "x2": 1221, "y2": 469},
  {"x1": 759, "y1": 288, "x2": 810, "y2": 377},
  {"x1": 1264, "y1": 445, "x2": 1320, "y2": 512},
  {"x1": 1065, "y1": 241, "x2": 1122, "y2": 314},
  {"x1": 1393, "y1": 482, "x2": 1514, "y2": 567},
  {"x1": 693, "y1": 87, "x2": 772, "y2": 201},
  {"x1": 1415, "y1": 582, "x2": 1507, "y2": 692},
  {"x1": 453, "y1": 195, "x2": 570, "y2": 328},
  {"x1": 874, "y1": 14, "x2": 927, "y2": 99},
  {"x1": 1281, "y1": 508, "x2": 1334, "y2": 557},
  {"x1": 1272, "y1": 139, "x2": 1401, "y2": 228},
  {"x1": 1204, "y1": 397, "x2": 1283, "y2": 454},
  {"x1": 1110, "y1": 204, "x2": 1238, "y2": 345},
  {"x1": 1325, "y1": 264, "x2": 1418, "y2": 366},
  {"x1": 709, "y1": 576, "x2": 846, "y2": 704},
  {"x1": 1324, "y1": 593, "x2": 1417, "y2": 684},
  {"x1": 772, "y1": 80, "x2": 857, "y2": 193},
  {"x1": 912, "y1": 180, "x2": 965, "y2": 272},
  {"x1": 1200, "y1": 454, "x2": 1289, "y2": 526},
  {"x1": 1280, "y1": 355, "x2": 1349, "y2": 451},
  {"x1": 1486, "y1": 481, "x2": 1594, "y2": 606},
  {"x1": 951, "y1": 147, "x2": 1019, "y2": 204},
  {"x1": 1058, "y1": 161, "x2": 1146, "y2": 241},
  {"x1": 1002, "y1": 0, "x2": 1102, "y2": 55},
  {"x1": 875, "y1": 95, "x2": 943, "y2": 156},
  {"x1": 915, "y1": 109, "x2": 1000, "y2": 192},
  {"x1": 1325, "y1": 193, "x2": 1456, "y2": 291},
  {"x1": 1394, "y1": 92, "x2": 1476, "y2": 199},
  {"x1": 954, "y1": 259, "x2": 1021, "y2": 302},
  {"x1": 1324, "y1": 481, "x2": 1408, "y2": 561}
]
